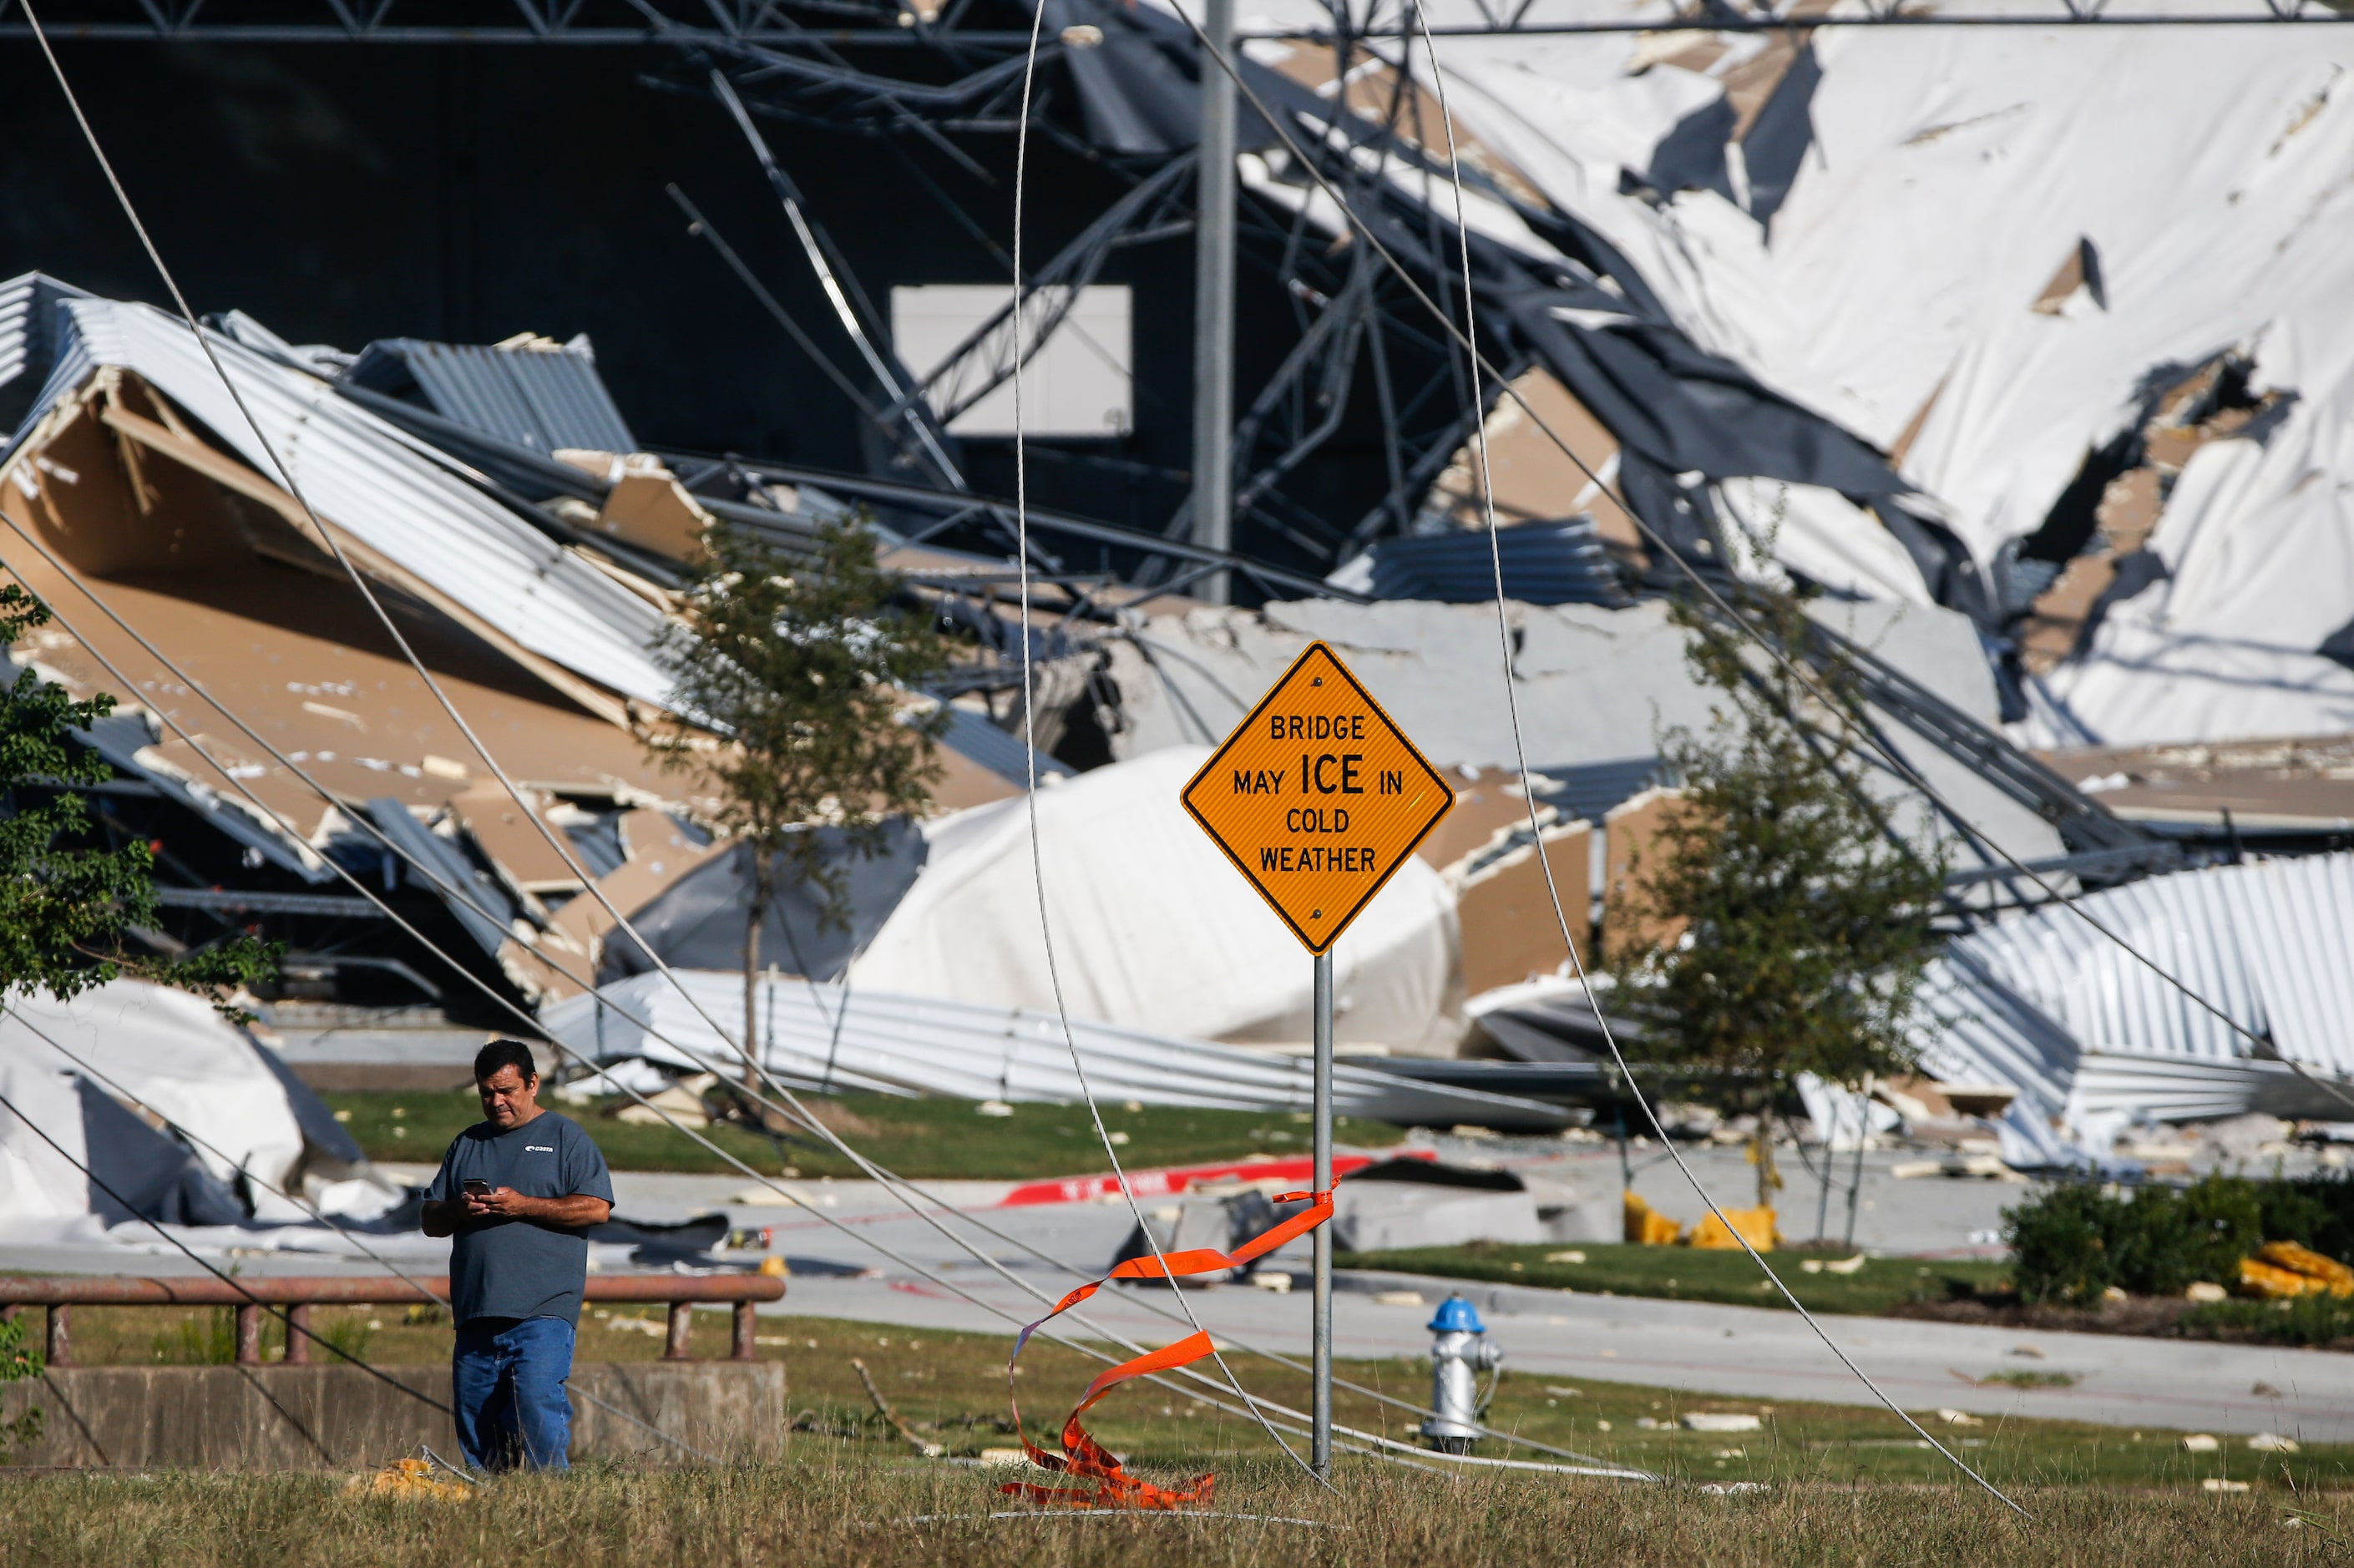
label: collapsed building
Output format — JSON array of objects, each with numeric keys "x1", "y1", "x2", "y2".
[{"x1": 5, "y1": 0, "x2": 2354, "y2": 1209}]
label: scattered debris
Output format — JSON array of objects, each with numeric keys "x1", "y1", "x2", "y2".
[
  {"x1": 852, "y1": 1357, "x2": 944, "y2": 1459},
  {"x1": 2249, "y1": 1433, "x2": 2300, "y2": 1453},
  {"x1": 1688, "y1": 1207, "x2": 1778, "y2": 1252},
  {"x1": 2182, "y1": 1434, "x2": 2221, "y2": 1453},
  {"x1": 344, "y1": 1454, "x2": 475, "y2": 1502},
  {"x1": 1680, "y1": 1413, "x2": 1764, "y2": 1434},
  {"x1": 2240, "y1": 1242, "x2": 2354, "y2": 1299},
  {"x1": 977, "y1": 1448, "x2": 1040, "y2": 1469}
]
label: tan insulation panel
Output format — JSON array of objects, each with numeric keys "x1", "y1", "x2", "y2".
[{"x1": 1457, "y1": 822, "x2": 1592, "y2": 994}]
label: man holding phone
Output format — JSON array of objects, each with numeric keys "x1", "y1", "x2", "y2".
[{"x1": 422, "y1": 1039, "x2": 614, "y2": 1471}]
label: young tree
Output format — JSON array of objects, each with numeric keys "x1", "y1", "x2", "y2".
[
  {"x1": 648, "y1": 518, "x2": 949, "y2": 1091},
  {"x1": 2, "y1": 584, "x2": 276, "y2": 1010},
  {"x1": 1607, "y1": 590, "x2": 1949, "y2": 1212}
]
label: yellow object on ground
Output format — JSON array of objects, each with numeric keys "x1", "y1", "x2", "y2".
[
  {"x1": 2238, "y1": 1257, "x2": 2330, "y2": 1299},
  {"x1": 1623, "y1": 1192, "x2": 1684, "y2": 1246},
  {"x1": 344, "y1": 1457, "x2": 474, "y2": 1502},
  {"x1": 1688, "y1": 1206, "x2": 1778, "y2": 1252},
  {"x1": 2257, "y1": 1241, "x2": 2354, "y2": 1296}
]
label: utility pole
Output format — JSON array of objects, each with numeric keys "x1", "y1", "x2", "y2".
[{"x1": 1191, "y1": 0, "x2": 1236, "y2": 605}]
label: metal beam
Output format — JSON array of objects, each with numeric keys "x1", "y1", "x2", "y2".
[
  {"x1": 1192, "y1": 0, "x2": 1238, "y2": 604},
  {"x1": 152, "y1": 886, "x2": 390, "y2": 918},
  {"x1": 3, "y1": 4, "x2": 2346, "y2": 43},
  {"x1": 658, "y1": 451, "x2": 1372, "y2": 601}
]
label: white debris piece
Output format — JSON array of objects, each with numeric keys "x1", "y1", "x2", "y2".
[{"x1": 1680, "y1": 1413, "x2": 1764, "y2": 1434}]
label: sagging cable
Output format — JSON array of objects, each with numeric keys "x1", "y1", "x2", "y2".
[{"x1": 1401, "y1": 0, "x2": 2028, "y2": 1520}]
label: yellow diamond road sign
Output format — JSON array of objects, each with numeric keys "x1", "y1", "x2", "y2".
[{"x1": 1182, "y1": 640, "x2": 1455, "y2": 955}]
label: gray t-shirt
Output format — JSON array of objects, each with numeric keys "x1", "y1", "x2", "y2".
[{"x1": 427, "y1": 1110, "x2": 615, "y2": 1326}]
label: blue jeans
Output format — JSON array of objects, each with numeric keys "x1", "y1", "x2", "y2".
[{"x1": 452, "y1": 1316, "x2": 575, "y2": 1472}]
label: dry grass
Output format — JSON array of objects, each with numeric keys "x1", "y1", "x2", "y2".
[
  {"x1": 2, "y1": 1463, "x2": 2349, "y2": 1566},
  {"x1": 25, "y1": 1310, "x2": 2354, "y2": 1495}
]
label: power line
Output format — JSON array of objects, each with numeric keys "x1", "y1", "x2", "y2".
[
  {"x1": 1002, "y1": 0, "x2": 1328, "y2": 1489},
  {"x1": 0, "y1": 1004, "x2": 723, "y2": 1464},
  {"x1": 1153, "y1": 0, "x2": 2353, "y2": 1122},
  {"x1": 0, "y1": 516, "x2": 1616, "y2": 1474},
  {"x1": 1403, "y1": 0, "x2": 2028, "y2": 1518},
  {"x1": 9, "y1": 0, "x2": 1339, "y2": 1476},
  {"x1": 0, "y1": 1073, "x2": 453, "y2": 1425}
]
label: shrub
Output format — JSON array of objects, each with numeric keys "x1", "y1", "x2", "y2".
[
  {"x1": 0, "y1": 1313, "x2": 42, "y2": 1459},
  {"x1": 2258, "y1": 1173, "x2": 2354, "y2": 1261},
  {"x1": 2007, "y1": 1173, "x2": 2270, "y2": 1303},
  {"x1": 2007, "y1": 1181, "x2": 2124, "y2": 1304},
  {"x1": 2180, "y1": 1289, "x2": 2354, "y2": 1346}
]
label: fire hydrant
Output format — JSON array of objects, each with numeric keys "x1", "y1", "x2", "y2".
[{"x1": 1418, "y1": 1295, "x2": 1503, "y2": 1454}]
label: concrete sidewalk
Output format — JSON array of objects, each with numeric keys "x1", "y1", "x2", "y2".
[{"x1": 762, "y1": 1267, "x2": 2354, "y2": 1444}]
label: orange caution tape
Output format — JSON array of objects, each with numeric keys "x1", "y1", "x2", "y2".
[{"x1": 1001, "y1": 1186, "x2": 1334, "y2": 1510}]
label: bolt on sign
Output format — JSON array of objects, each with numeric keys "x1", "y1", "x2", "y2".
[{"x1": 1182, "y1": 640, "x2": 1455, "y2": 954}]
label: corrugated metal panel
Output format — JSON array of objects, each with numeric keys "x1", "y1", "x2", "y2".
[
  {"x1": 0, "y1": 272, "x2": 94, "y2": 437},
  {"x1": 2064, "y1": 1050, "x2": 2354, "y2": 1125},
  {"x1": 367, "y1": 798, "x2": 514, "y2": 957},
  {"x1": 1532, "y1": 756, "x2": 1662, "y2": 825},
  {"x1": 548, "y1": 969, "x2": 1571, "y2": 1131},
  {"x1": 1916, "y1": 851, "x2": 2354, "y2": 1152},
  {"x1": 934, "y1": 706, "x2": 1075, "y2": 788},
  {"x1": 1364, "y1": 521, "x2": 1624, "y2": 607},
  {"x1": 350, "y1": 337, "x2": 635, "y2": 457},
  {"x1": 3, "y1": 299, "x2": 674, "y2": 708}
]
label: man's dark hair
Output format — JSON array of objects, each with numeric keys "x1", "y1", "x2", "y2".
[{"x1": 473, "y1": 1039, "x2": 540, "y2": 1085}]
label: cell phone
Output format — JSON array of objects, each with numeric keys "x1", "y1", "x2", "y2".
[{"x1": 463, "y1": 1179, "x2": 491, "y2": 1197}]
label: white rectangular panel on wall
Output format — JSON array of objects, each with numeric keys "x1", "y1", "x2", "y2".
[{"x1": 890, "y1": 283, "x2": 1132, "y2": 439}]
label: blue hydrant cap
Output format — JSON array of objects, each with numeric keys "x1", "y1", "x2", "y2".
[{"x1": 1428, "y1": 1295, "x2": 1485, "y2": 1333}]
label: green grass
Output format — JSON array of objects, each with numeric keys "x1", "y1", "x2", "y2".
[
  {"x1": 1334, "y1": 1241, "x2": 2012, "y2": 1316},
  {"x1": 323, "y1": 1090, "x2": 1405, "y2": 1179},
  {"x1": 147, "y1": 1309, "x2": 238, "y2": 1367}
]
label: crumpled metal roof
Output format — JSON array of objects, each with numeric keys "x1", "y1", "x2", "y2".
[
  {"x1": 1335, "y1": 521, "x2": 1625, "y2": 608},
  {"x1": 0, "y1": 284, "x2": 674, "y2": 709},
  {"x1": 1917, "y1": 851, "x2": 2354, "y2": 1156},
  {"x1": 342, "y1": 335, "x2": 636, "y2": 457},
  {"x1": 549, "y1": 969, "x2": 1572, "y2": 1130}
]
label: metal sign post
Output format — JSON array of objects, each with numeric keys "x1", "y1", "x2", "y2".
[
  {"x1": 1179, "y1": 639, "x2": 1454, "y2": 1479},
  {"x1": 1312, "y1": 947, "x2": 1334, "y2": 1477}
]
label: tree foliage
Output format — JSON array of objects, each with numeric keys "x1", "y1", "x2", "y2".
[
  {"x1": 647, "y1": 518, "x2": 949, "y2": 1087},
  {"x1": 650, "y1": 518, "x2": 950, "y2": 909},
  {"x1": 1607, "y1": 591, "x2": 1949, "y2": 1206},
  {"x1": 1, "y1": 584, "x2": 276, "y2": 1011}
]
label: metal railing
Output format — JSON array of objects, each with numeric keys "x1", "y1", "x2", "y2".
[{"x1": 0, "y1": 1274, "x2": 785, "y2": 1367}]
